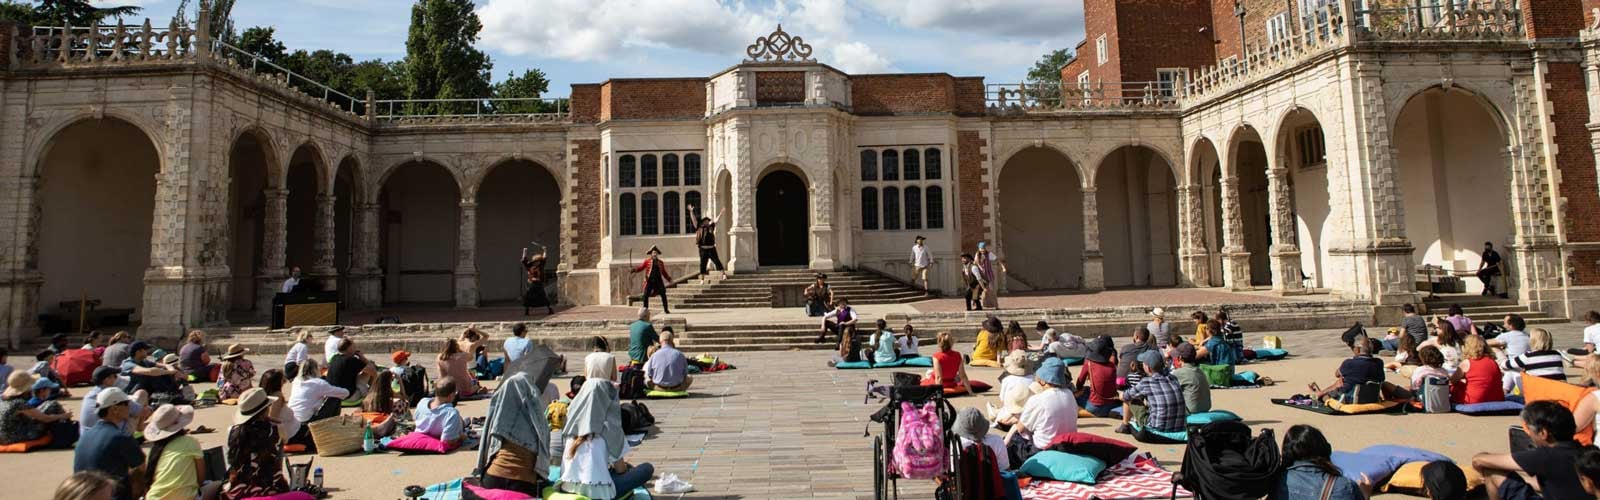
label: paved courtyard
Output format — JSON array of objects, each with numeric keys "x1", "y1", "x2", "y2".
[{"x1": 1, "y1": 320, "x2": 1590, "y2": 499}]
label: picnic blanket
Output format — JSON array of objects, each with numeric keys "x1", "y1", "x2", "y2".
[
  {"x1": 1271, "y1": 397, "x2": 1405, "y2": 416},
  {"x1": 1020, "y1": 453, "x2": 1191, "y2": 499}
]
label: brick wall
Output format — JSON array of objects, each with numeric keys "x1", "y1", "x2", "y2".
[
  {"x1": 1062, "y1": 0, "x2": 1120, "y2": 84},
  {"x1": 851, "y1": 74, "x2": 956, "y2": 115},
  {"x1": 953, "y1": 77, "x2": 986, "y2": 117},
  {"x1": 1572, "y1": 249, "x2": 1600, "y2": 286},
  {"x1": 957, "y1": 131, "x2": 988, "y2": 251},
  {"x1": 571, "y1": 139, "x2": 603, "y2": 268},
  {"x1": 569, "y1": 84, "x2": 601, "y2": 124},
  {"x1": 1523, "y1": 0, "x2": 1584, "y2": 39},
  {"x1": 600, "y1": 79, "x2": 707, "y2": 121},
  {"x1": 1211, "y1": 0, "x2": 1294, "y2": 62},
  {"x1": 1546, "y1": 62, "x2": 1600, "y2": 283},
  {"x1": 1115, "y1": 0, "x2": 1216, "y2": 82}
]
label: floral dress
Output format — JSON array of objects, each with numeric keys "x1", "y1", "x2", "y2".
[
  {"x1": 219, "y1": 359, "x2": 257, "y2": 400},
  {"x1": 0, "y1": 397, "x2": 44, "y2": 444}
]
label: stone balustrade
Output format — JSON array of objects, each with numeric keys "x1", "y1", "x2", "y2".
[{"x1": 986, "y1": 81, "x2": 1179, "y2": 115}]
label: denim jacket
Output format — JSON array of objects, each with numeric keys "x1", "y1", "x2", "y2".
[{"x1": 1271, "y1": 461, "x2": 1363, "y2": 500}]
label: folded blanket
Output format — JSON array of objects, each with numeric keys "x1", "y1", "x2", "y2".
[{"x1": 1020, "y1": 453, "x2": 1192, "y2": 499}]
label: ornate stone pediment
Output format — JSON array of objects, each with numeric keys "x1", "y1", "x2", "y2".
[{"x1": 745, "y1": 25, "x2": 815, "y2": 63}]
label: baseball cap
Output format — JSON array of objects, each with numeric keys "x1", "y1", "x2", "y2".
[
  {"x1": 30, "y1": 377, "x2": 59, "y2": 391},
  {"x1": 1137, "y1": 349, "x2": 1166, "y2": 373},
  {"x1": 96, "y1": 387, "x2": 131, "y2": 409},
  {"x1": 92, "y1": 366, "x2": 119, "y2": 386}
]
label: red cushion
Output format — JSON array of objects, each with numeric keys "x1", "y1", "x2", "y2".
[
  {"x1": 385, "y1": 432, "x2": 454, "y2": 454},
  {"x1": 935, "y1": 380, "x2": 993, "y2": 396},
  {"x1": 1044, "y1": 432, "x2": 1137, "y2": 465}
]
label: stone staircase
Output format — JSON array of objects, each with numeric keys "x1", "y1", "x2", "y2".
[
  {"x1": 1423, "y1": 295, "x2": 1568, "y2": 327},
  {"x1": 676, "y1": 322, "x2": 936, "y2": 352},
  {"x1": 641, "y1": 268, "x2": 933, "y2": 310}
]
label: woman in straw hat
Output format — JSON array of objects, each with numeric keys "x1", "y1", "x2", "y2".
[
  {"x1": 0, "y1": 371, "x2": 73, "y2": 445},
  {"x1": 224, "y1": 388, "x2": 289, "y2": 498},
  {"x1": 142, "y1": 404, "x2": 219, "y2": 500},
  {"x1": 218, "y1": 344, "x2": 255, "y2": 400}
]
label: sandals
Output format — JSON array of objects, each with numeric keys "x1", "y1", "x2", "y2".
[{"x1": 191, "y1": 425, "x2": 216, "y2": 434}]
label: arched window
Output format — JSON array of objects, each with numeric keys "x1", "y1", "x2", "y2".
[
  {"x1": 905, "y1": 187, "x2": 922, "y2": 230},
  {"x1": 861, "y1": 188, "x2": 879, "y2": 230},
  {"x1": 619, "y1": 155, "x2": 636, "y2": 188},
  {"x1": 882, "y1": 150, "x2": 899, "y2": 181},
  {"x1": 663, "y1": 192, "x2": 680, "y2": 234},
  {"x1": 684, "y1": 153, "x2": 702, "y2": 186},
  {"x1": 861, "y1": 150, "x2": 878, "y2": 182},
  {"x1": 926, "y1": 186, "x2": 944, "y2": 229},
  {"x1": 641, "y1": 192, "x2": 659, "y2": 235},
  {"x1": 904, "y1": 149, "x2": 921, "y2": 181},
  {"x1": 620, "y1": 193, "x2": 637, "y2": 235},
  {"x1": 641, "y1": 155, "x2": 658, "y2": 187},
  {"x1": 925, "y1": 148, "x2": 942, "y2": 180},
  {"x1": 663, "y1": 154, "x2": 680, "y2": 186},
  {"x1": 883, "y1": 186, "x2": 900, "y2": 230},
  {"x1": 685, "y1": 190, "x2": 703, "y2": 233}
]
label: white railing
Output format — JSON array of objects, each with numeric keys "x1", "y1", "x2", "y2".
[
  {"x1": 986, "y1": 81, "x2": 1179, "y2": 114},
  {"x1": 211, "y1": 40, "x2": 366, "y2": 115},
  {"x1": 373, "y1": 97, "x2": 569, "y2": 122}
]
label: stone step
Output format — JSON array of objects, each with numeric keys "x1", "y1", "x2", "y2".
[
  {"x1": 671, "y1": 342, "x2": 840, "y2": 352},
  {"x1": 1457, "y1": 305, "x2": 1543, "y2": 315},
  {"x1": 687, "y1": 323, "x2": 819, "y2": 333}
]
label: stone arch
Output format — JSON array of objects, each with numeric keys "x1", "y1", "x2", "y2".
[
  {"x1": 1389, "y1": 82, "x2": 1517, "y2": 145},
  {"x1": 1222, "y1": 123, "x2": 1268, "y2": 177},
  {"x1": 1275, "y1": 106, "x2": 1335, "y2": 288},
  {"x1": 378, "y1": 160, "x2": 463, "y2": 305},
  {"x1": 466, "y1": 155, "x2": 567, "y2": 199},
  {"x1": 229, "y1": 126, "x2": 283, "y2": 186},
  {"x1": 1086, "y1": 141, "x2": 1183, "y2": 187},
  {"x1": 283, "y1": 144, "x2": 326, "y2": 277},
  {"x1": 28, "y1": 111, "x2": 168, "y2": 178},
  {"x1": 1095, "y1": 145, "x2": 1181, "y2": 287},
  {"x1": 475, "y1": 158, "x2": 564, "y2": 304},
  {"x1": 994, "y1": 141, "x2": 1088, "y2": 185},
  {"x1": 31, "y1": 116, "x2": 162, "y2": 325},
  {"x1": 1188, "y1": 135, "x2": 1226, "y2": 287},
  {"x1": 996, "y1": 145, "x2": 1084, "y2": 290},
  {"x1": 1226, "y1": 123, "x2": 1273, "y2": 287},
  {"x1": 226, "y1": 127, "x2": 279, "y2": 314},
  {"x1": 373, "y1": 156, "x2": 467, "y2": 203},
  {"x1": 755, "y1": 163, "x2": 811, "y2": 266},
  {"x1": 333, "y1": 154, "x2": 365, "y2": 289}
]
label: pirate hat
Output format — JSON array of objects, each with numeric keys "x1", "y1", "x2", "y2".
[{"x1": 646, "y1": 245, "x2": 662, "y2": 255}]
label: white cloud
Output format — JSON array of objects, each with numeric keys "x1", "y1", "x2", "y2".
[
  {"x1": 862, "y1": 0, "x2": 1083, "y2": 40},
  {"x1": 831, "y1": 41, "x2": 892, "y2": 73}
]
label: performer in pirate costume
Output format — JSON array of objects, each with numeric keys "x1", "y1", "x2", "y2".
[
  {"x1": 687, "y1": 203, "x2": 728, "y2": 283},
  {"x1": 522, "y1": 245, "x2": 555, "y2": 316},
  {"x1": 631, "y1": 246, "x2": 673, "y2": 314}
]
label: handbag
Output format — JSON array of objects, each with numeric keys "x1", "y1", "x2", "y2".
[{"x1": 307, "y1": 414, "x2": 368, "y2": 457}]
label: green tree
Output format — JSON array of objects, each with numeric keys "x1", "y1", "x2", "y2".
[
  {"x1": 404, "y1": 0, "x2": 493, "y2": 113},
  {"x1": 33, "y1": 0, "x2": 141, "y2": 26},
  {"x1": 234, "y1": 26, "x2": 286, "y2": 61},
  {"x1": 1024, "y1": 48, "x2": 1073, "y2": 103},
  {"x1": 0, "y1": 1, "x2": 38, "y2": 23},
  {"x1": 173, "y1": 0, "x2": 237, "y2": 42},
  {"x1": 491, "y1": 69, "x2": 554, "y2": 114},
  {"x1": 345, "y1": 59, "x2": 408, "y2": 104}
]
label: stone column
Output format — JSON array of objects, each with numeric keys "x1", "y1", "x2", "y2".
[
  {"x1": 1081, "y1": 186, "x2": 1105, "y2": 290},
  {"x1": 454, "y1": 200, "x2": 479, "y2": 308},
  {"x1": 809, "y1": 174, "x2": 836, "y2": 270},
  {"x1": 1176, "y1": 184, "x2": 1212, "y2": 287},
  {"x1": 0, "y1": 177, "x2": 44, "y2": 348},
  {"x1": 344, "y1": 203, "x2": 383, "y2": 309},
  {"x1": 1218, "y1": 177, "x2": 1253, "y2": 291},
  {"x1": 253, "y1": 188, "x2": 288, "y2": 316},
  {"x1": 310, "y1": 193, "x2": 338, "y2": 289},
  {"x1": 727, "y1": 122, "x2": 758, "y2": 272},
  {"x1": 1266, "y1": 164, "x2": 1307, "y2": 294}
]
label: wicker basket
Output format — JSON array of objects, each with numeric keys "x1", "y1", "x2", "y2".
[{"x1": 308, "y1": 414, "x2": 367, "y2": 457}]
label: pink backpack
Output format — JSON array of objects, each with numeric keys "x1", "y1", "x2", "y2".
[{"x1": 892, "y1": 401, "x2": 947, "y2": 479}]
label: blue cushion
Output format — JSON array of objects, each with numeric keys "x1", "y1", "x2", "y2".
[
  {"x1": 903, "y1": 356, "x2": 934, "y2": 368},
  {"x1": 1001, "y1": 470, "x2": 1024, "y2": 500},
  {"x1": 1455, "y1": 400, "x2": 1524, "y2": 415},
  {"x1": 1018, "y1": 451, "x2": 1107, "y2": 484},
  {"x1": 872, "y1": 358, "x2": 908, "y2": 368},
  {"x1": 1254, "y1": 348, "x2": 1288, "y2": 360},
  {"x1": 1061, "y1": 357, "x2": 1084, "y2": 366},
  {"x1": 1186, "y1": 410, "x2": 1242, "y2": 426},
  {"x1": 1331, "y1": 451, "x2": 1403, "y2": 484},
  {"x1": 1131, "y1": 424, "x2": 1188, "y2": 442},
  {"x1": 1357, "y1": 445, "x2": 1451, "y2": 464},
  {"x1": 834, "y1": 361, "x2": 873, "y2": 369},
  {"x1": 1230, "y1": 371, "x2": 1261, "y2": 386}
]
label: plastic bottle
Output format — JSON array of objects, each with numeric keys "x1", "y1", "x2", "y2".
[
  {"x1": 313, "y1": 467, "x2": 324, "y2": 489},
  {"x1": 363, "y1": 425, "x2": 377, "y2": 454}
]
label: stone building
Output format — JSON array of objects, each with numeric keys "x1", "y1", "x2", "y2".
[{"x1": 1, "y1": 1, "x2": 1599, "y2": 346}]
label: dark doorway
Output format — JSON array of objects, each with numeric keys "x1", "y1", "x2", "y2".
[{"x1": 757, "y1": 169, "x2": 809, "y2": 266}]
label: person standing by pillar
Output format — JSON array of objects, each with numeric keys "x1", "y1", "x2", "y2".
[
  {"x1": 974, "y1": 242, "x2": 1006, "y2": 310},
  {"x1": 687, "y1": 203, "x2": 728, "y2": 283},
  {"x1": 1478, "y1": 241, "x2": 1506, "y2": 298},
  {"x1": 631, "y1": 246, "x2": 672, "y2": 314},
  {"x1": 521, "y1": 245, "x2": 555, "y2": 316},
  {"x1": 910, "y1": 235, "x2": 934, "y2": 294},
  {"x1": 960, "y1": 254, "x2": 981, "y2": 312}
]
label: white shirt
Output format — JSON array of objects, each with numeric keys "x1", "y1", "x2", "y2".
[
  {"x1": 324, "y1": 335, "x2": 343, "y2": 362},
  {"x1": 285, "y1": 342, "x2": 309, "y2": 365},
  {"x1": 281, "y1": 276, "x2": 300, "y2": 294},
  {"x1": 911, "y1": 244, "x2": 932, "y2": 268},
  {"x1": 288, "y1": 377, "x2": 350, "y2": 423},
  {"x1": 897, "y1": 335, "x2": 918, "y2": 356},
  {"x1": 1586, "y1": 324, "x2": 1600, "y2": 348},
  {"x1": 961, "y1": 434, "x2": 1010, "y2": 471},
  {"x1": 1497, "y1": 330, "x2": 1530, "y2": 358},
  {"x1": 1017, "y1": 387, "x2": 1079, "y2": 450}
]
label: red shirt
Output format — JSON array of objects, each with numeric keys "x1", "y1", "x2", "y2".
[
  {"x1": 1453, "y1": 358, "x2": 1505, "y2": 404},
  {"x1": 1076, "y1": 359, "x2": 1119, "y2": 406},
  {"x1": 926, "y1": 350, "x2": 963, "y2": 389}
]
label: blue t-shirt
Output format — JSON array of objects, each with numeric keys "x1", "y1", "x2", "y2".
[
  {"x1": 74, "y1": 421, "x2": 145, "y2": 500},
  {"x1": 874, "y1": 331, "x2": 899, "y2": 365},
  {"x1": 413, "y1": 397, "x2": 463, "y2": 443},
  {"x1": 628, "y1": 321, "x2": 659, "y2": 364},
  {"x1": 504, "y1": 336, "x2": 532, "y2": 362},
  {"x1": 79, "y1": 386, "x2": 142, "y2": 436},
  {"x1": 1204, "y1": 336, "x2": 1241, "y2": 366}
]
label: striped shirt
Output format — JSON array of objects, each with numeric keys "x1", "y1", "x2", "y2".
[{"x1": 1501, "y1": 350, "x2": 1566, "y2": 382}]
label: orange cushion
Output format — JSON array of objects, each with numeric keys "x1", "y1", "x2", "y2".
[
  {"x1": 0, "y1": 434, "x2": 53, "y2": 453},
  {"x1": 1521, "y1": 374, "x2": 1596, "y2": 446},
  {"x1": 355, "y1": 412, "x2": 389, "y2": 425},
  {"x1": 283, "y1": 444, "x2": 308, "y2": 454}
]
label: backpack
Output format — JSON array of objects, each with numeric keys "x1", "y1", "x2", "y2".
[
  {"x1": 620, "y1": 401, "x2": 655, "y2": 434},
  {"x1": 398, "y1": 365, "x2": 429, "y2": 407},
  {"x1": 952, "y1": 441, "x2": 1004, "y2": 500},
  {"x1": 1421, "y1": 376, "x2": 1452, "y2": 413},
  {"x1": 618, "y1": 366, "x2": 647, "y2": 400},
  {"x1": 892, "y1": 401, "x2": 947, "y2": 480},
  {"x1": 1199, "y1": 364, "x2": 1235, "y2": 387},
  {"x1": 546, "y1": 400, "x2": 570, "y2": 430}
]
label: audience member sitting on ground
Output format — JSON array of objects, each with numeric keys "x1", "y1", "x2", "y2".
[
  {"x1": 101, "y1": 332, "x2": 132, "y2": 370},
  {"x1": 1473, "y1": 400, "x2": 1588, "y2": 500},
  {"x1": 1169, "y1": 343, "x2": 1212, "y2": 414},
  {"x1": 1445, "y1": 304, "x2": 1476, "y2": 336},
  {"x1": 1217, "y1": 310, "x2": 1244, "y2": 352},
  {"x1": 217, "y1": 344, "x2": 255, "y2": 401},
  {"x1": 954, "y1": 407, "x2": 1009, "y2": 472},
  {"x1": 1386, "y1": 303, "x2": 1429, "y2": 352},
  {"x1": 177, "y1": 330, "x2": 216, "y2": 382},
  {"x1": 505, "y1": 323, "x2": 534, "y2": 363},
  {"x1": 284, "y1": 330, "x2": 311, "y2": 376},
  {"x1": 1573, "y1": 311, "x2": 1600, "y2": 364},
  {"x1": 818, "y1": 299, "x2": 859, "y2": 346},
  {"x1": 327, "y1": 338, "x2": 377, "y2": 402},
  {"x1": 1119, "y1": 350, "x2": 1187, "y2": 443},
  {"x1": 1075, "y1": 336, "x2": 1121, "y2": 417},
  {"x1": 1314, "y1": 334, "x2": 1411, "y2": 403},
  {"x1": 73, "y1": 387, "x2": 139, "y2": 500},
  {"x1": 225, "y1": 388, "x2": 290, "y2": 498},
  {"x1": 53, "y1": 471, "x2": 116, "y2": 500},
  {"x1": 1272, "y1": 425, "x2": 1369, "y2": 500},
  {"x1": 1146, "y1": 308, "x2": 1171, "y2": 342},
  {"x1": 1004, "y1": 357, "x2": 1077, "y2": 465},
  {"x1": 999, "y1": 333, "x2": 1037, "y2": 399},
  {"x1": 1421, "y1": 318, "x2": 1465, "y2": 375},
  {"x1": 361, "y1": 370, "x2": 408, "y2": 438},
  {"x1": 1197, "y1": 319, "x2": 1242, "y2": 366},
  {"x1": 323, "y1": 326, "x2": 347, "y2": 362},
  {"x1": 1452, "y1": 335, "x2": 1506, "y2": 405},
  {"x1": 455, "y1": 328, "x2": 491, "y2": 361},
  {"x1": 629, "y1": 308, "x2": 659, "y2": 365},
  {"x1": 896, "y1": 324, "x2": 920, "y2": 359},
  {"x1": 121, "y1": 341, "x2": 184, "y2": 404},
  {"x1": 1190, "y1": 311, "x2": 1211, "y2": 345},
  {"x1": 804, "y1": 273, "x2": 834, "y2": 317},
  {"x1": 1118, "y1": 326, "x2": 1157, "y2": 379},
  {"x1": 80, "y1": 367, "x2": 148, "y2": 437},
  {"x1": 257, "y1": 369, "x2": 301, "y2": 446},
  {"x1": 1489, "y1": 314, "x2": 1530, "y2": 358},
  {"x1": 436, "y1": 338, "x2": 483, "y2": 398},
  {"x1": 478, "y1": 372, "x2": 554, "y2": 495},
  {"x1": 1579, "y1": 447, "x2": 1600, "y2": 497},
  {"x1": 1501, "y1": 328, "x2": 1566, "y2": 393},
  {"x1": 31, "y1": 350, "x2": 67, "y2": 399},
  {"x1": 969, "y1": 317, "x2": 1005, "y2": 368},
  {"x1": 288, "y1": 359, "x2": 349, "y2": 428},
  {"x1": 559, "y1": 352, "x2": 656, "y2": 499},
  {"x1": 923, "y1": 332, "x2": 975, "y2": 394},
  {"x1": 1408, "y1": 346, "x2": 1451, "y2": 392},
  {"x1": 81, "y1": 331, "x2": 105, "y2": 351},
  {"x1": 414, "y1": 377, "x2": 466, "y2": 449},
  {"x1": 142, "y1": 403, "x2": 220, "y2": 500},
  {"x1": 1, "y1": 371, "x2": 73, "y2": 446},
  {"x1": 1386, "y1": 332, "x2": 1424, "y2": 377},
  {"x1": 871, "y1": 320, "x2": 899, "y2": 366},
  {"x1": 644, "y1": 330, "x2": 692, "y2": 391}
]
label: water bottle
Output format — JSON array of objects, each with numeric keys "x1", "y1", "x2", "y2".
[
  {"x1": 362, "y1": 425, "x2": 377, "y2": 454},
  {"x1": 313, "y1": 467, "x2": 324, "y2": 489}
]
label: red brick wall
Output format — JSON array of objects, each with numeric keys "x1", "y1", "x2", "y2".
[
  {"x1": 1523, "y1": 0, "x2": 1584, "y2": 39},
  {"x1": 571, "y1": 139, "x2": 603, "y2": 268},
  {"x1": 851, "y1": 74, "x2": 956, "y2": 115},
  {"x1": 953, "y1": 77, "x2": 986, "y2": 117},
  {"x1": 569, "y1": 84, "x2": 601, "y2": 124},
  {"x1": 600, "y1": 79, "x2": 706, "y2": 121},
  {"x1": 1062, "y1": 0, "x2": 1120, "y2": 84},
  {"x1": 1115, "y1": 1, "x2": 1216, "y2": 81},
  {"x1": 1547, "y1": 63, "x2": 1600, "y2": 285},
  {"x1": 1211, "y1": 0, "x2": 1293, "y2": 61},
  {"x1": 1572, "y1": 249, "x2": 1600, "y2": 286},
  {"x1": 957, "y1": 131, "x2": 988, "y2": 251}
]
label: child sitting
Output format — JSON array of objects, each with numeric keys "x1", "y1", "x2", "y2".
[
  {"x1": 896, "y1": 324, "x2": 920, "y2": 359},
  {"x1": 29, "y1": 351, "x2": 67, "y2": 399}
]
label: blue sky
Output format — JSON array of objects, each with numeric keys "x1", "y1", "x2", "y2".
[{"x1": 99, "y1": 0, "x2": 1086, "y2": 97}]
